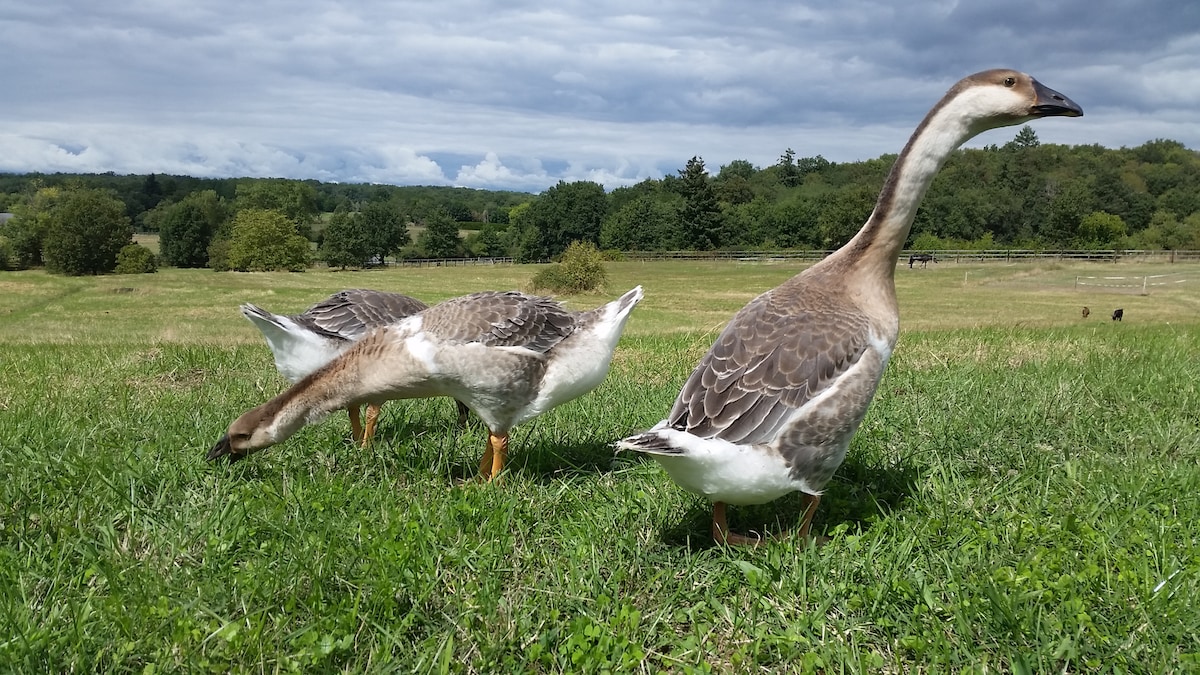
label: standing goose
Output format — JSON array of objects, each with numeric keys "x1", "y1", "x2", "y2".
[
  {"x1": 241, "y1": 289, "x2": 470, "y2": 446},
  {"x1": 618, "y1": 70, "x2": 1083, "y2": 545},
  {"x1": 209, "y1": 286, "x2": 644, "y2": 480}
]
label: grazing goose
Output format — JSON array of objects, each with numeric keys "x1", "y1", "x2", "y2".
[
  {"x1": 618, "y1": 69, "x2": 1083, "y2": 545},
  {"x1": 241, "y1": 289, "x2": 470, "y2": 446},
  {"x1": 209, "y1": 286, "x2": 644, "y2": 479}
]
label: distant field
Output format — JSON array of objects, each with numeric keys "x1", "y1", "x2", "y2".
[{"x1": 1, "y1": 260, "x2": 1198, "y2": 672}]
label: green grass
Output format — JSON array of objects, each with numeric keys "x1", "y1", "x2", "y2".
[{"x1": 2, "y1": 261, "x2": 1199, "y2": 672}]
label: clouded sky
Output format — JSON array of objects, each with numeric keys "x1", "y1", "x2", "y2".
[{"x1": 2, "y1": 1, "x2": 1198, "y2": 193}]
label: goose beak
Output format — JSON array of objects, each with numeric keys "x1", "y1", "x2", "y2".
[
  {"x1": 1031, "y1": 79, "x2": 1083, "y2": 117},
  {"x1": 206, "y1": 434, "x2": 243, "y2": 463}
]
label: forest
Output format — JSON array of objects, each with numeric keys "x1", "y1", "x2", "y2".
[{"x1": 1, "y1": 126, "x2": 1198, "y2": 274}]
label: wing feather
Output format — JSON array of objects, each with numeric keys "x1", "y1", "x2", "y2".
[
  {"x1": 418, "y1": 291, "x2": 577, "y2": 353},
  {"x1": 296, "y1": 289, "x2": 428, "y2": 340},
  {"x1": 668, "y1": 284, "x2": 870, "y2": 445}
]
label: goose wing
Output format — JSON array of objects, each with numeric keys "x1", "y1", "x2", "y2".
[
  {"x1": 418, "y1": 291, "x2": 577, "y2": 354},
  {"x1": 667, "y1": 286, "x2": 871, "y2": 445},
  {"x1": 296, "y1": 289, "x2": 429, "y2": 340}
]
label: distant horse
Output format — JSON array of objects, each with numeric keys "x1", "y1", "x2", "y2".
[
  {"x1": 1081, "y1": 306, "x2": 1090, "y2": 319},
  {"x1": 1112, "y1": 308, "x2": 1124, "y2": 321},
  {"x1": 908, "y1": 253, "x2": 937, "y2": 269}
]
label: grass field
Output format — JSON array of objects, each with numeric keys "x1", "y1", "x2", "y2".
[{"x1": 2, "y1": 260, "x2": 1198, "y2": 673}]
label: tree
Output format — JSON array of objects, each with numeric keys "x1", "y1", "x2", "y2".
[
  {"x1": 2, "y1": 185, "x2": 62, "y2": 268},
  {"x1": 817, "y1": 186, "x2": 875, "y2": 248},
  {"x1": 234, "y1": 180, "x2": 319, "y2": 238},
  {"x1": 319, "y1": 208, "x2": 371, "y2": 268},
  {"x1": 158, "y1": 190, "x2": 228, "y2": 267},
  {"x1": 777, "y1": 148, "x2": 800, "y2": 187},
  {"x1": 0, "y1": 235, "x2": 14, "y2": 270},
  {"x1": 524, "y1": 181, "x2": 608, "y2": 259},
  {"x1": 114, "y1": 243, "x2": 158, "y2": 274},
  {"x1": 677, "y1": 157, "x2": 723, "y2": 250},
  {"x1": 225, "y1": 209, "x2": 312, "y2": 271},
  {"x1": 1043, "y1": 178, "x2": 1096, "y2": 245},
  {"x1": 417, "y1": 208, "x2": 462, "y2": 258},
  {"x1": 600, "y1": 194, "x2": 680, "y2": 251},
  {"x1": 42, "y1": 188, "x2": 132, "y2": 275},
  {"x1": 1077, "y1": 211, "x2": 1127, "y2": 249},
  {"x1": 359, "y1": 201, "x2": 408, "y2": 263},
  {"x1": 530, "y1": 240, "x2": 608, "y2": 294},
  {"x1": 467, "y1": 223, "x2": 506, "y2": 257},
  {"x1": 1004, "y1": 125, "x2": 1041, "y2": 150}
]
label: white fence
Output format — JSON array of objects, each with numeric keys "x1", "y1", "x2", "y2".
[{"x1": 1074, "y1": 272, "x2": 1194, "y2": 295}]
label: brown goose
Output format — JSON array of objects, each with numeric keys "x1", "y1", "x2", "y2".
[
  {"x1": 211, "y1": 287, "x2": 644, "y2": 479},
  {"x1": 618, "y1": 70, "x2": 1083, "y2": 545},
  {"x1": 241, "y1": 289, "x2": 470, "y2": 446}
]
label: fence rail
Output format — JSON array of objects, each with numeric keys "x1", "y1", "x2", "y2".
[
  {"x1": 317, "y1": 250, "x2": 1200, "y2": 269},
  {"x1": 621, "y1": 249, "x2": 1200, "y2": 264}
]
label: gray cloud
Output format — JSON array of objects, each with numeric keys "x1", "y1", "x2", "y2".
[{"x1": 1, "y1": 0, "x2": 1197, "y2": 191}]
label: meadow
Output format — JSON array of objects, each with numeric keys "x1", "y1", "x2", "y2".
[{"x1": 1, "y1": 259, "x2": 1198, "y2": 673}]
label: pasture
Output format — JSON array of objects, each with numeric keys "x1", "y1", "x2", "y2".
[{"x1": 1, "y1": 259, "x2": 1198, "y2": 673}]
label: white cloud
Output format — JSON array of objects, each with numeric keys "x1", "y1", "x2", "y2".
[{"x1": 1, "y1": 0, "x2": 1197, "y2": 192}]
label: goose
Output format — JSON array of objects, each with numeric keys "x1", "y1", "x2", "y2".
[
  {"x1": 240, "y1": 289, "x2": 470, "y2": 446},
  {"x1": 209, "y1": 286, "x2": 645, "y2": 479},
  {"x1": 617, "y1": 69, "x2": 1083, "y2": 545}
]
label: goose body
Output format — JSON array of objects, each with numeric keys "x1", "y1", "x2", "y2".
[
  {"x1": 241, "y1": 289, "x2": 467, "y2": 444},
  {"x1": 242, "y1": 288, "x2": 429, "y2": 383},
  {"x1": 618, "y1": 70, "x2": 1083, "y2": 545},
  {"x1": 211, "y1": 286, "x2": 644, "y2": 478}
]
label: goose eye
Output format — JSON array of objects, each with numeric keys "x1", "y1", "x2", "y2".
[{"x1": 1004, "y1": 77, "x2": 1016, "y2": 87}]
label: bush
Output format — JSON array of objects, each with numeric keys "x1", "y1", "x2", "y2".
[
  {"x1": 159, "y1": 190, "x2": 228, "y2": 268},
  {"x1": 42, "y1": 188, "x2": 133, "y2": 275},
  {"x1": 206, "y1": 237, "x2": 232, "y2": 271},
  {"x1": 114, "y1": 243, "x2": 158, "y2": 274},
  {"x1": 225, "y1": 209, "x2": 312, "y2": 272},
  {"x1": 0, "y1": 236, "x2": 13, "y2": 271},
  {"x1": 530, "y1": 240, "x2": 608, "y2": 294}
]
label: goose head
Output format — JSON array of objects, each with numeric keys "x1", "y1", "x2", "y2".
[
  {"x1": 946, "y1": 69, "x2": 1083, "y2": 134},
  {"x1": 206, "y1": 399, "x2": 298, "y2": 463}
]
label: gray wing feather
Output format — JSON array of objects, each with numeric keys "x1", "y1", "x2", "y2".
[
  {"x1": 419, "y1": 291, "x2": 577, "y2": 353},
  {"x1": 668, "y1": 286, "x2": 870, "y2": 445},
  {"x1": 294, "y1": 289, "x2": 428, "y2": 340}
]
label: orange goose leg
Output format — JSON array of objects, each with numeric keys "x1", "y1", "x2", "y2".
[
  {"x1": 711, "y1": 495, "x2": 825, "y2": 547},
  {"x1": 348, "y1": 406, "x2": 364, "y2": 444},
  {"x1": 711, "y1": 502, "x2": 764, "y2": 547},
  {"x1": 360, "y1": 403, "x2": 382, "y2": 447},
  {"x1": 798, "y1": 493, "x2": 822, "y2": 542},
  {"x1": 476, "y1": 431, "x2": 508, "y2": 481},
  {"x1": 477, "y1": 435, "x2": 495, "y2": 479}
]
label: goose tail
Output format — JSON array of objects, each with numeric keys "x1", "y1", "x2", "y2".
[
  {"x1": 616, "y1": 424, "x2": 704, "y2": 457},
  {"x1": 240, "y1": 303, "x2": 287, "y2": 332}
]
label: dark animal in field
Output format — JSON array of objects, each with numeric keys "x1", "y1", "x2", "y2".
[
  {"x1": 1112, "y1": 308, "x2": 1123, "y2": 321},
  {"x1": 1081, "y1": 306, "x2": 1090, "y2": 319},
  {"x1": 908, "y1": 253, "x2": 937, "y2": 268}
]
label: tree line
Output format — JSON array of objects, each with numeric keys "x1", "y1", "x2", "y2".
[{"x1": 2, "y1": 127, "x2": 1198, "y2": 275}]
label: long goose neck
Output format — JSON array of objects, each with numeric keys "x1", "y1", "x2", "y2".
[
  {"x1": 838, "y1": 93, "x2": 982, "y2": 277},
  {"x1": 259, "y1": 350, "x2": 374, "y2": 443}
]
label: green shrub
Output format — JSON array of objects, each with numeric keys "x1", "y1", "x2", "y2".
[
  {"x1": 0, "y1": 235, "x2": 13, "y2": 271},
  {"x1": 114, "y1": 243, "x2": 158, "y2": 274},
  {"x1": 42, "y1": 188, "x2": 133, "y2": 276},
  {"x1": 206, "y1": 237, "x2": 232, "y2": 271},
  {"x1": 530, "y1": 240, "x2": 608, "y2": 294},
  {"x1": 225, "y1": 209, "x2": 312, "y2": 272}
]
